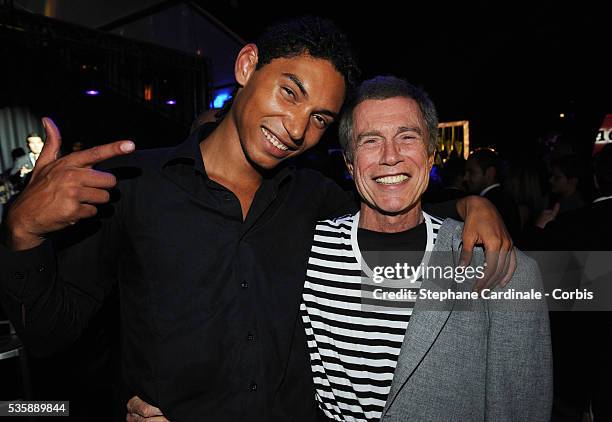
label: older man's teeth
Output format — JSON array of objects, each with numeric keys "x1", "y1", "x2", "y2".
[
  {"x1": 261, "y1": 128, "x2": 288, "y2": 151},
  {"x1": 375, "y1": 175, "x2": 409, "y2": 185}
]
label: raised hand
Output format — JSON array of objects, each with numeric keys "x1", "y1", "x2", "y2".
[{"x1": 5, "y1": 117, "x2": 135, "y2": 251}]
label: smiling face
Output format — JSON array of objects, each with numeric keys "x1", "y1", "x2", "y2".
[
  {"x1": 27, "y1": 136, "x2": 44, "y2": 155},
  {"x1": 347, "y1": 97, "x2": 434, "y2": 218},
  {"x1": 232, "y1": 51, "x2": 346, "y2": 170}
]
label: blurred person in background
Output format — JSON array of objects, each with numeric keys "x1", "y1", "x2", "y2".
[
  {"x1": 504, "y1": 159, "x2": 548, "y2": 243},
  {"x1": 427, "y1": 156, "x2": 466, "y2": 203},
  {"x1": 548, "y1": 155, "x2": 588, "y2": 214},
  {"x1": 465, "y1": 148, "x2": 521, "y2": 241},
  {"x1": 11, "y1": 132, "x2": 44, "y2": 178},
  {"x1": 527, "y1": 144, "x2": 612, "y2": 422}
]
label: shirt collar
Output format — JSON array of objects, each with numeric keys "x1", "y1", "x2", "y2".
[
  {"x1": 161, "y1": 122, "x2": 294, "y2": 186},
  {"x1": 480, "y1": 183, "x2": 501, "y2": 197}
]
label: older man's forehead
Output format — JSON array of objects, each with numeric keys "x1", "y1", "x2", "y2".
[{"x1": 353, "y1": 97, "x2": 425, "y2": 134}]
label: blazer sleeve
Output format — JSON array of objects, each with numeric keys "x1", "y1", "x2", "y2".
[{"x1": 485, "y1": 252, "x2": 553, "y2": 421}]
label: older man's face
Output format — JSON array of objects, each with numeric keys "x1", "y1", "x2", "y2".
[{"x1": 347, "y1": 97, "x2": 433, "y2": 215}]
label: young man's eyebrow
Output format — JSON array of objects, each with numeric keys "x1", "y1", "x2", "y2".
[
  {"x1": 282, "y1": 73, "x2": 308, "y2": 97},
  {"x1": 281, "y1": 73, "x2": 338, "y2": 119},
  {"x1": 317, "y1": 109, "x2": 338, "y2": 119}
]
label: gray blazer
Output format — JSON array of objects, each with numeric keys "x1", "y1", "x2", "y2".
[{"x1": 381, "y1": 219, "x2": 552, "y2": 421}]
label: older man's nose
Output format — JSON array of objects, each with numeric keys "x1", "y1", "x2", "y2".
[{"x1": 380, "y1": 141, "x2": 402, "y2": 166}]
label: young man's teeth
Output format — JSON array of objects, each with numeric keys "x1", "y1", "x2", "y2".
[
  {"x1": 375, "y1": 175, "x2": 409, "y2": 185},
  {"x1": 262, "y1": 128, "x2": 288, "y2": 151}
]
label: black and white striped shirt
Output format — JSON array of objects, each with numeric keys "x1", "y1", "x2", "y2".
[{"x1": 301, "y1": 211, "x2": 442, "y2": 421}]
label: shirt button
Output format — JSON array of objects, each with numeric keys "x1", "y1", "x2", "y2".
[
  {"x1": 37, "y1": 265, "x2": 46, "y2": 273},
  {"x1": 223, "y1": 194, "x2": 232, "y2": 201},
  {"x1": 241, "y1": 281, "x2": 249, "y2": 289},
  {"x1": 249, "y1": 382, "x2": 257, "y2": 392},
  {"x1": 247, "y1": 333, "x2": 254, "y2": 341}
]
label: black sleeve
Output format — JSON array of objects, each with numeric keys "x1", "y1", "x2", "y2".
[
  {"x1": 422, "y1": 199, "x2": 461, "y2": 220},
  {"x1": 0, "y1": 200, "x2": 122, "y2": 357}
]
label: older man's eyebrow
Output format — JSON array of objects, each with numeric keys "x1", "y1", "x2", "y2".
[
  {"x1": 357, "y1": 130, "x2": 384, "y2": 140},
  {"x1": 396, "y1": 126, "x2": 423, "y2": 136},
  {"x1": 282, "y1": 73, "x2": 308, "y2": 97}
]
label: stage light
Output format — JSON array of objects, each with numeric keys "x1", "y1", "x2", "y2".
[
  {"x1": 144, "y1": 84, "x2": 153, "y2": 101},
  {"x1": 166, "y1": 99, "x2": 177, "y2": 105},
  {"x1": 85, "y1": 90, "x2": 100, "y2": 96},
  {"x1": 560, "y1": 113, "x2": 565, "y2": 118},
  {"x1": 212, "y1": 92, "x2": 232, "y2": 109}
]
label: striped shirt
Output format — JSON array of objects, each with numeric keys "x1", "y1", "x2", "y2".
[{"x1": 301, "y1": 211, "x2": 442, "y2": 421}]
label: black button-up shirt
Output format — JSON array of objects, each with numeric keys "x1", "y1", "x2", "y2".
[{"x1": 0, "y1": 124, "x2": 356, "y2": 421}]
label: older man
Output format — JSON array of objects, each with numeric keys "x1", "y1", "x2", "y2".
[{"x1": 301, "y1": 76, "x2": 552, "y2": 421}]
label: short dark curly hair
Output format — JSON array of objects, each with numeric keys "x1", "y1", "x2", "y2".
[{"x1": 255, "y1": 16, "x2": 360, "y2": 92}]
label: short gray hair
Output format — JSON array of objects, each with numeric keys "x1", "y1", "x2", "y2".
[{"x1": 338, "y1": 76, "x2": 438, "y2": 162}]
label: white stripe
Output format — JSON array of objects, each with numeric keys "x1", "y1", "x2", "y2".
[
  {"x1": 303, "y1": 293, "x2": 413, "y2": 315},
  {"x1": 306, "y1": 270, "x2": 362, "y2": 284},
  {"x1": 305, "y1": 306, "x2": 410, "y2": 329},
  {"x1": 313, "y1": 234, "x2": 351, "y2": 245},
  {"x1": 311, "y1": 245, "x2": 355, "y2": 257},
  {"x1": 308, "y1": 257, "x2": 362, "y2": 271},
  {"x1": 308, "y1": 319, "x2": 406, "y2": 343},
  {"x1": 316, "y1": 224, "x2": 353, "y2": 235},
  {"x1": 317, "y1": 347, "x2": 400, "y2": 369},
  {"x1": 307, "y1": 334, "x2": 404, "y2": 356},
  {"x1": 305, "y1": 280, "x2": 365, "y2": 298}
]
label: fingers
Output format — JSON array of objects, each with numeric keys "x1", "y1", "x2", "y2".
[
  {"x1": 126, "y1": 396, "x2": 164, "y2": 418},
  {"x1": 474, "y1": 244, "x2": 500, "y2": 292},
  {"x1": 459, "y1": 234, "x2": 475, "y2": 267},
  {"x1": 56, "y1": 167, "x2": 117, "y2": 191},
  {"x1": 499, "y1": 248, "x2": 517, "y2": 288},
  {"x1": 78, "y1": 188, "x2": 110, "y2": 205},
  {"x1": 81, "y1": 169, "x2": 117, "y2": 189},
  {"x1": 126, "y1": 414, "x2": 170, "y2": 422},
  {"x1": 75, "y1": 204, "x2": 99, "y2": 221},
  {"x1": 34, "y1": 117, "x2": 62, "y2": 173},
  {"x1": 65, "y1": 140, "x2": 135, "y2": 168}
]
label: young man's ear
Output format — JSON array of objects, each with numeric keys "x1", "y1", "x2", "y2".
[{"x1": 234, "y1": 44, "x2": 259, "y2": 87}]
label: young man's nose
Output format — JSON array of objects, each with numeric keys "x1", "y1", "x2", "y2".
[{"x1": 283, "y1": 112, "x2": 309, "y2": 146}]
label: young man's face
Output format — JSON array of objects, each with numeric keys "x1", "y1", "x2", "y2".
[
  {"x1": 347, "y1": 97, "x2": 433, "y2": 215},
  {"x1": 27, "y1": 136, "x2": 44, "y2": 155},
  {"x1": 233, "y1": 54, "x2": 345, "y2": 170}
]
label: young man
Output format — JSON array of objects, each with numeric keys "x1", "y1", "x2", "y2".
[
  {"x1": 301, "y1": 76, "x2": 551, "y2": 421},
  {"x1": 1, "y1": 18, "x2": 513, "y2": 421}
]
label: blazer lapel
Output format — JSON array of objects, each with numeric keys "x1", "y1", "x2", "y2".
[{"x1": 383, "y1": 220, "x2": 461, "y2": 415}]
